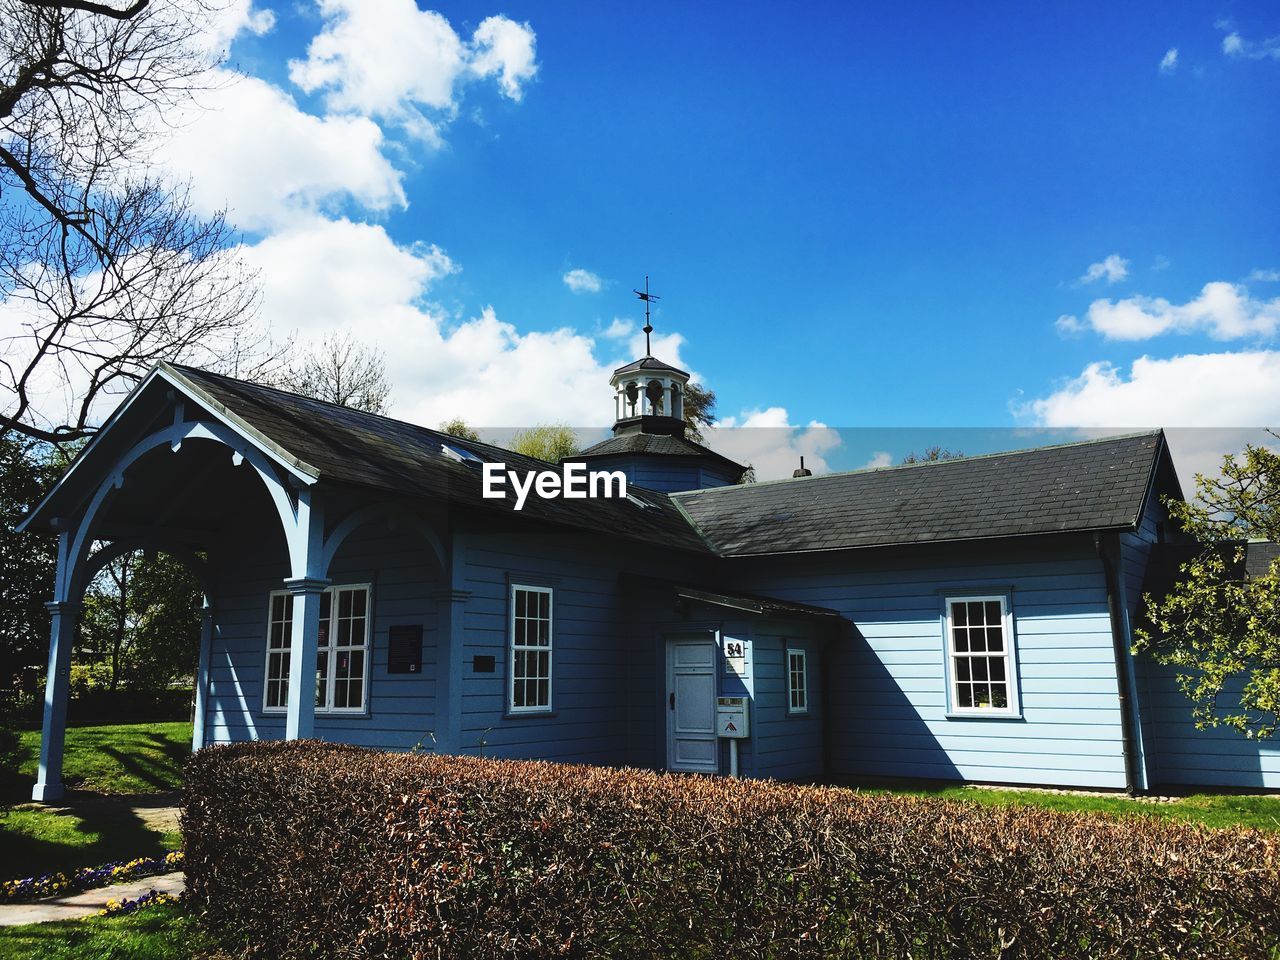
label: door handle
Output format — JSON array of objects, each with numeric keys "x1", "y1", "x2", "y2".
[{"x1": 669, "y1": 692, "x2": 675, "y2": 710}]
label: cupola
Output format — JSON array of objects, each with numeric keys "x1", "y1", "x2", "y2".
[
  {"x1": 568, "y1": 279, "x2": 747, "y2": 493},
  {"x1": 609, "y1": 354, "x2": 689, "y2": 438}
]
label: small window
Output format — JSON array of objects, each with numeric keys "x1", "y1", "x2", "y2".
[
  {"x1": 510, "y1": 584, "x2": 553, "y2": 713},
  {"x1": 263, "y1": 584, "x2": 371, "y2": 714},
  {"x1": 945, "y1": 596, "x2": 1017, "y2": 715},
  {"x1": 787, "y1": 647, "x2": 808, "y2": 714}
]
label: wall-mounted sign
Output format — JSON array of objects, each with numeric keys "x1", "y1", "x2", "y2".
[
  {"x1": 387, "y1": 625, "x2": 423, "y2": 674},
  {"x1": 722, "y1": 636, "x2": 748, "y2": 677}
]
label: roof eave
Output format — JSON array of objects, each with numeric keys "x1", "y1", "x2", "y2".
[
  {"x1": 715, "y1": 523, "x2": 1136, "y2": 560},
  {"x1": 18, "y1": 362, "x2": 321, "y2": 533}
]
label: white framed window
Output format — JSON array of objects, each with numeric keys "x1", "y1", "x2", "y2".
[
  {"x1": 509, "y1": 584, "x2": 552, "y2": 713},
  {"x1": 945, "y1": 595, "x2": 1018, "y2": 715},
  {"x1": 262, "y1": 584, "x2": 372, "y2": 714},
  {"x1": 787, "y1": 647, "x2": 808, "y2": 714}
]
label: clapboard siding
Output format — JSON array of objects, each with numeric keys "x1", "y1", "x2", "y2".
[
  {"x1": 750, "y1": 623, "x2": 823, "y2": 780},
  {"x1": 458, "y1": 530, "x2": 681, "y2": 765},
  {"x1": 731, "y1": 536, "x2": 1130, "y2": 789},
  {"x1": 205, "y1": 515, "x2": 443, "y2": 750}
]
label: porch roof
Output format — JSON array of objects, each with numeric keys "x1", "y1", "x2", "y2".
[
  {"x1": 166, "y1": 365, "x2": 714, "y2": 554},
  {"x1": 659, "y1": 579, "x2": 843, "y2": 623}
]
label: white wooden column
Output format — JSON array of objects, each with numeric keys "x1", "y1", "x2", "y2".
[
  {"x1": 191, "y1": 603, "x2": 214, "y2": 752},
  {"x1": 283, "y1": 577, "x2": 328, "y2": 740},
  {"x1": 33, "y1": 599, "x2": 79, "y2": 802}
]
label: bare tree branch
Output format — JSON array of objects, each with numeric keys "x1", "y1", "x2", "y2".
[
  {"x1": 20, "y1": 1, "x2": 150, "y2": 20},
  {"x1": 0, "y1": 0, "x2": 264, "y2": 443}
]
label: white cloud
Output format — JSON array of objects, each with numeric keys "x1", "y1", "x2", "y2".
[
  {"x1": 1055, "y1": 314, "x2": 1084, "y2": 335},
  {"x1": 1079, "y1": 281, "x2": 1280, "y2": 340},
  {"x1": 1220, "y1": 27, "x2": 1280, "y2": 60},
  {"x1": 469, "y1": 16, "x2": 539, "y2": 101},
  {"x1": 601, "y1": 318, "x2": 633, "y2": 339},
  {"x1": 1080, "y1": 254, "x2": 1129, "y2": 285},
  {"x1": 238, "y1": 218, "x2": 682, "y2": 429},
  {"x1": 1249, "y1": 268, "x2": 1280, "y2": 283},
  {"x1": 1159, "y1": 48, "x2": 1179, "y2": 74},
  {"x1": 563, "y1": 269, "x2": 603, "y2": 294},
  {"x1": 1018, "y1": 351, "x2": 1280, "y2": 491},
  {"x1": 288, "y1": 0, "x2": 537, "y2": 143},
  {"x1": 154, "y1": 72, "x2": 406, "y2": 229},
  {"x1": 1018, "y1": 351, "x2": 1280, "y2": 427},
  {"x1": 862, "y1": 451, "x2": 893, "y2": 469},
  {"x1": 708, "y1": 408, "x2": 843, "y2": 481}
]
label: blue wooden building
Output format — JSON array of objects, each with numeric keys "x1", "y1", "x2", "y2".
[{"x1": 19, "y1": 348, "x2": 1280, "y2": 801}]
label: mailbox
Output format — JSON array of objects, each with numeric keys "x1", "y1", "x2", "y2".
[{"x1": 716, "y1": 696, "x2": 749, "y2": 738}]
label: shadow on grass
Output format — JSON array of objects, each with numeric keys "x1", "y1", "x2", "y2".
[
  {"x1": 0, "y1": 794, "x2": 179, "y2": 881},
  {"x1": 98, "y1": 732, "x2": 188, "y2": 794}
]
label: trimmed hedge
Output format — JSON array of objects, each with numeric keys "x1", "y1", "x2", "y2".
[{"x1": 183, "y1": 742, "x2": 1280, "y2": 959}]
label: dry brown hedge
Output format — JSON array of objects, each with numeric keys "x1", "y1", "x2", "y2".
[{"x1": 183, "y1": 741, "x2": 1280, "y2": 959}]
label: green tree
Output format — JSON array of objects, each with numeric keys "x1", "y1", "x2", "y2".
[
  {"x1": 683, "y1": 382, "x2": 716, "y2": 443},
  {"x1": 0, "y1": 438, "x2": 57, "y2": 691},
  {"x1": 901, "y1": 446, "x2": 965, "y2": 464},
  {"x1": 79, "y1": 550, "x2": 201, "y2": 692},
  {"x1": 1134, "y1": 436, "x2": 1280, "y2": 739},
  {"x1": 509, "y1": 424, "x2": 581, "y2": 463},
  {"x1": 439, "y1": 418, "x2": 482, "y2": 442}
]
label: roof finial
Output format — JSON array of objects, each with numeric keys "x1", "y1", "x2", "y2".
[{"x1": 633, "y1": 275, "x2": 660, "y2": 357}]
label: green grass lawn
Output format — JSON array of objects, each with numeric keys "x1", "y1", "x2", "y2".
[
  {"x1": 12, "y1": 722, "x2": 192, "y2": 798},
  {"x1": 0, "y1": 722, "x2": 191, "y2": 882},
  {"x1": 873, "y1": 784, "x2": 1280, "y2": 831},
  {"x1": 0, "y1": 903, "x2": 223, "y2": 960}
]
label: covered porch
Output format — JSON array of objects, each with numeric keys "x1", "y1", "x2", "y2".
[{"x1": 19, "y1": 366, "x2": 462, "y2": 801}]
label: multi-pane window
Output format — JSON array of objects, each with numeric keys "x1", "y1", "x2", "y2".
[
  {"x1": 946, "y1": 596, "x2": 1016, "y2": 713},
  {"x1": 787, "y1": 647, "x2": 808, "y2": 714},
  {"x1": 264, "y1": 592, "x2": 293, "y2": 710},
  {"x1": 509, "y1": 584, "x2": 552, "y2": 713},
  {"x1": 263, "y1": 584, "x2": 371, "y2": 714}
]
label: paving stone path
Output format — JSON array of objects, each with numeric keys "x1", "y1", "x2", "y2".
[{"x1": 0, "y1": 871, "x2": 186, "y2": 927}]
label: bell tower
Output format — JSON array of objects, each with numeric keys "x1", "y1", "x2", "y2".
[
  {"x1": 610, "y1": 355, "x2": 689, "y2": 438},
  {"x1": 569, "y1": 278, "x2": 746, "y2": 493}
]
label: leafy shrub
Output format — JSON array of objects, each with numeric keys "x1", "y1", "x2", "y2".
[{"x1": 183, "y1": 742, "x2": 1280, "y2": 959}]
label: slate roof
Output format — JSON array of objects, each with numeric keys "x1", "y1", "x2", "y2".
[
  {"x1": 168, "y1": 364, "x2": 713, "y2": 554},
  {"x1": 28, "y1": 362, "x2": 1178, "y2": 562},
  {"x1": 612, "y1": 356, "x2": 688, "y2": 377},
  {"x1": 576, "y1": 432, "x2": 746, "y2": 476},
  {"x1": 671, "y1": 432, "x2": 1168, "y2": 557}
]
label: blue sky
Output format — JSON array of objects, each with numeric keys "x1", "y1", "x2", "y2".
[{"x1": 137, "y1": 1, "x2": 1280, "y2": 478}]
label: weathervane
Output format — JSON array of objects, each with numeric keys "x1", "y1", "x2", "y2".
[{"x1": 633, "y1": 275, "x2": 660, "y2": 356}]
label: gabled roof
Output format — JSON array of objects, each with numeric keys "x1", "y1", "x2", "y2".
[
  {"x1": 671, "y1": 432, "x2": 1171, "y2": 557},
  {"x1": 25, "y1": 362, "x2": 1181, "y2": 563},
  {"x1": 575, "y1": 431, "x2": 746, "y2": 477}
]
